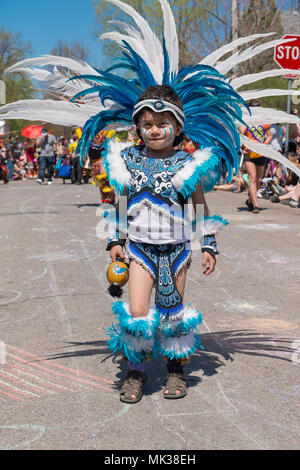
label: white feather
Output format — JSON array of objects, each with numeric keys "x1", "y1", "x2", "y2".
[
  {"x1": 100, "y1": 31, "x2": 164, "y2": 83},
  {"x1": 159, "y1": 330, "x2": 198, "y2": 357},
  {"x1": 0, "y1": 99, "x2": 99, "y2": 127},
  {"x1": 200, "y1": 32, "x2": 274, "y2": 68},
  {"x1": 108, "y1": 20, "x2": 142, "y2": 41},
  {"x1": 159, "y1": 0, "x2": 179, "y2": 80},
  {"x1": 240, "y1": 89, "x2": 300, "y2": 101},
  {"x1": 104, "y1": 0, "x2": 164, "y2": 83},
  {"x1": 6, "y1": 56, "x2": 104, "y2": 103},
  {"x1": 241, "y1": 107, "x2": 300, "y2": 126},
  {"x1": 217, "y1": 37, "x2": 297, "y2": 75},
  {"x1": 6, "y1": 55, "x2": 96, "y2": 76},
  {"x1": 120, "y1": 331, "x2": 154, "y2": 352},
  {"x1": 231, "y1": 68, "x2": 300, "y2": 90},
  {"x1": 240, "y1": 135, "x2": 300, "y2": 178}
]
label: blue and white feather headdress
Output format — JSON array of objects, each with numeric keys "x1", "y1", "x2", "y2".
[
  {"x1": 69, "y1": 0, "x2": 247, "y2": 186},
  {"x1": 2, "y1": 0, "x2": 300, "y2": 181}
]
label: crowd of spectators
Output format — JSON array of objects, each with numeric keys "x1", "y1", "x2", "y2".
[
  {"x1": 212, "y1": 109, "x2": 300, "y2": 210},
  {"x1": 0, "y1": 128, "x2": 84, "y2": 185},
  {"x1": 0, "y1": 117, "x2": 300, "y2": 209}
]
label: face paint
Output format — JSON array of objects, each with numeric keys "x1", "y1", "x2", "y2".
[
  {"x1": 140, "y1": 127, "x2": 149, "y2": 144},
  {"x1": 166, "y1": 126, "x2": 174, "y2": 143},
  {"x1": 138, "y1": 111, "x2": 181, "y2": 155}
]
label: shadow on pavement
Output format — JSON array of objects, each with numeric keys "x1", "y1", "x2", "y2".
[{"x1": 45, "y1": 329, "x2": 297, "y2": 395}]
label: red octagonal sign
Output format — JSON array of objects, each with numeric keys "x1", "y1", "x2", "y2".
[{"x1": 274, "y1": 34, "x2": 300, "y2": 71}]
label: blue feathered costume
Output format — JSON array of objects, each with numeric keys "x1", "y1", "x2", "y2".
[{"x1": 71, "y1": 0, "x2": 247, "y2": 366}]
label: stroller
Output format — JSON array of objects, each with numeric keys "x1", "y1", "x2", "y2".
[{"x1": 57, "y1": 155, "x2": 72, "y2": 183}]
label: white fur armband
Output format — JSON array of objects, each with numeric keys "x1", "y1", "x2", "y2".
[
  {"x1": 171, "y1": 148, "x2": 214, "y2": 198},
  {"x1": 103, "y1": 139, "x2": 132, "y2": 194}
]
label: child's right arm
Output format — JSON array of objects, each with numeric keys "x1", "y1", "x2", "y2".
[
  {"x1": 110, "y1": 244, "x2": 125, "y2": 262},
  {"x1": 106, "y1": 188, "x2": 127, "y2": 261}
]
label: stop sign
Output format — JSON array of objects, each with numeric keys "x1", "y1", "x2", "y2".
[{"x1": 274, "y1": 35, "x2": 300, "y2": 70}]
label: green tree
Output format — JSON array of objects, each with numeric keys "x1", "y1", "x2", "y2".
[
  {"x1": 238, "y1": 0, "x2": 284, "y2": 74},
  {"x1": 0, "y1": 27, "x2": 35, "y2": 135},
  {"x1": 237, "y1": 0, "x2": 289, "y2": 111},
  {"x1": 51, "y1": 39, "x2": 90, "y2": 62},
  {"x1": 92, "y1": 0, "x2": 229, "y2": 67}
]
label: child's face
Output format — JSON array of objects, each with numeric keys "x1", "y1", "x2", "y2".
[{"x1": 138, "y1": 110, "x2": 182, "y2": 155}]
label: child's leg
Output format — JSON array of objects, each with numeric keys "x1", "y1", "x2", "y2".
[
  {"x1": 106, "y1": 257, "x2": 158, "y2": 372},
  {"x1": 164, "y1": 265, "x2": 189, "y2": 397},
  {"x1": 245, "y1": 160, "x2": 258, "y2": 208},
  {"x1": 175, "y1": 265, "x2": 188, "y2": 300},
  {"x1": 129, "y1": 260, "x2": 154, "y2": 318},
  {"x1": 118, "y1": 261, "x2": 155, "y2": 403}
]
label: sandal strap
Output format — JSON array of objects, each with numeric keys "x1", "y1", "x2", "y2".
[
  {"x1": 120, "y1": 370, "x2": 147, "y2": 395},
  {"x1": 165, "y1": 372, "x2": 186, "y2": 393}
]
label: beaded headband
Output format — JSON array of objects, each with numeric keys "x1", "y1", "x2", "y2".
[{"x1": 132, "y1": 99, "x2": 185, "y2": 128}]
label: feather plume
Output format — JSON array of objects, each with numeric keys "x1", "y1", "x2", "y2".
[
  {"x1": 159, "y1": 0, "x2": 179, "y2": 81},
  {"x1": 217, "y1": 37, "x2": 297, "y2": 75},
  {"x1": 242, "y1": 107, "x2": 300, "y2": 126},
  {"x1": 231, "y1": 68, "x2": 300, "y2": 90},
  {"x1": 6, "y1": 55, "x2": 103, "y2": 102},
  {"x1": 103, "y1": 0, "x2": 164, "y2": 83},
  {"x1": 0, "y1": 99, "x2": 98, "y2": 127},
  {"x1": 240, "y1": 89, "x2": 300, "y2": 101},
  {"x1": 6, "y1": 55, "x2": 96, "y2": 76},
  {"x1": 201, "y1": 32, "x2": 274, "y2": 68}
]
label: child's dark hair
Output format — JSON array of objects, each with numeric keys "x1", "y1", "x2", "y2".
[
  {"x1": 137, "y1": 84, "x2": 183, "y2": 109},
  {"x1": 134, "y1": 84, "x2": 184, "y2": 145}
]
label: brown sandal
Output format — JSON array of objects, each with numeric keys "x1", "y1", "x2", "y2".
[
  {"x1": 164, "y1": 372, "x2": 187, "y2": 399},
  {"x1": 120, "y1": 370, "x2": 147, "y2": 404},
  {"x1": 245, "y1": 199, "x2": 254, "y2": 211}
]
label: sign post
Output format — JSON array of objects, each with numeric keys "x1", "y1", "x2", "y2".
[
  {"x1": 0, "y1": 80, "x2": 5, "y2": 105},
  {"x1": 274, "y1": 35, "x2": 300, "y2": 154}
]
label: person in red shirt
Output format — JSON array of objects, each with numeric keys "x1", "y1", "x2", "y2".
[
  {"x1": 24, "y1": 139, "x2": 36, "y2": 178},
  {"x1": 239, "y1": 99, "x2": 272, "y2": 213}
]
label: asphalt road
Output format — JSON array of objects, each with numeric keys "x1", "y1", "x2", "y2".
[{"x1": 0, "y1": 179, "x2": 299, "y2": 451}]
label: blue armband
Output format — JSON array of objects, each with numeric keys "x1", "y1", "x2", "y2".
[{"x1": 201, "y1": 234, "x2": 219, "y2": 255}]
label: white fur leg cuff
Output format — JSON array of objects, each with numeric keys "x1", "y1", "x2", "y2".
[
  {"x1": 105, "y1": 301, "x2": 160, "y2": 364},
  {"x1": 157, "y1": 331, "x2": 203, "y2": 361}
]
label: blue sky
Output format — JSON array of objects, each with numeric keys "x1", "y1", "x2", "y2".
[
  {"x1": 1, "y1": 0, "x2": 104, "y2": 67},
  {"x1": 1, "y1": 0, "x2": 296, "y2": 69}
]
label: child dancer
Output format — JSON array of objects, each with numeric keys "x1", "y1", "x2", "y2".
[
  {"x1": 71, "y1": 0, "x2": 247, "y2": 403},
  {"x1": 105, "y1": 84, "x2": 222, "y2": 402},
  {"x1": 4, "y1": 0, "x2": 299, "y2": 402}
]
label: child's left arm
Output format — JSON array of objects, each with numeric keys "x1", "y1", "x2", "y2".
[{"x1": 191, "y1": 182, "x2": 217, "y2": 276}]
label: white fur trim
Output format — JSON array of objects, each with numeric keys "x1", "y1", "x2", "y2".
[
  {"x1": 122, "y1": 302, "x2": 157, "y2": 324},
  {"x1": 171, "y1": 148, "x2": 212, "y2": 190},
  {"x1": 121, "y1": 302, "x2": 158, "y2": 336},
  {"x1": 106, "y1": 139, "x2": 132, "y2": 187},
  {"x1": 120, "y1": 331, "x2": 154, "y2": 351},
  {"x1": 159, "y1": 330, "x2": 197, "y2": 356},
  {"x1": 203, "y1": 218, "x2": 226, "y2": 236}
]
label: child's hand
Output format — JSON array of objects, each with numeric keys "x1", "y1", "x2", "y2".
[
  {"x1": 110, "y1": 245, "x2": 125, "y2": 262},
  {"x1": 202, "y1": 251, "x2": 216, "y2": 276}
]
